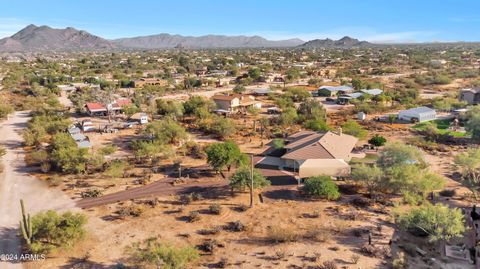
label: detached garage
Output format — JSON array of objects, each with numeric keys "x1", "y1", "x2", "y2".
[
  {"x1": 298, "y1": 159, "x2": 351, "y2": 178},
  {"x1": 398, "y1": 107, "x2": 436, "y2": 123}
]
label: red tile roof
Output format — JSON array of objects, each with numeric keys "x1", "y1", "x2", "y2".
[{"x1": 85, "y1": 102, "x2": 106, "y2": 112}]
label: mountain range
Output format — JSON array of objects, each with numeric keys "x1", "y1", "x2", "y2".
[{"x1": 0, "y1": 24, "x2": 374, "y2": 52}]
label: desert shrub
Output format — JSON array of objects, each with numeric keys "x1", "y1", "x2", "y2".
[
  {"x1": 187, "y1": 211, "x2": 201, "y2": 222},
  {"x1": 266, "y1": 226, "x2": 299, "y2": 243},
  {"x1": 28, "y1": 210, "x2": 87, "y2": 254},
  {"x1": 395, "y1": 203, "x2": 465, "y2": 241},
  {"x1": 98, "y1": 145, "x2": 117, "y2": 155},
  {"x1": 127, "y1": 237, "x2": 199, "y2": 269},
  {"x1": 179, "y1": 193, "x2": 203, "y2": 204},
  {"x1": 304, "y1": 176, "x2": 340, "y2": 200},
  {"x1": 81, "y1": 189, "x2": 103, "y2": 198},
  {"x1": 360, "y1": 244, "x2": 382, "y2": 257},
  {"x1": 104, "y1": 159, "x2": 128, "y2": 178},
  {"x1": 321, "y1": 260, "x2": 338, "y2": 269},
  {"x1": 226, "y1": 221, "x2": 246, "y2": 232},
  {"x1": 392, "y1": 252, "x2": 407, "y2": 269},
  {"x1": 304, "y1": 226, "x2": 332, "y2": 242},
  {"x1": 341, "y1": 119, "x2": 368, "y2": 139},
  {"x1": 46, "y1": 175, "x2": 62, "y2": 187},
  {"x1": 117, "y1": 206, "x2": 144, "y2": 218},
  {"x1": 198, "y1": 226, "x2": 221, "y2": 235},
  {"x1": 198, "y1": 239, "x2": 219, "y2": 253},
  {"x1": 208, "y1": 204, "x2": 222, "y2": 215},
  {"x1": 351, "y1": 254, "x2": 360, "y2": 264},
  {"x1": 0, "y1": 103, "x2": 14, "y2": 119}
]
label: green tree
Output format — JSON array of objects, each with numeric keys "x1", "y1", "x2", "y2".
[
  {"x1": 156, "y1": 99, "x2": 184, "y2": 120},
  {"x1": 341, "y1": 119, "x2": 367, "y2": 139},
  {"x1": 233, "y1": 85, "x2": 246, "y2": 94},
  {"x1": 29, "y1": 210, "x2": 87, "y2": 253},
  {"x1": 50, "y1": 133, "x2": 89, "y2": 174},
  {"x1": 303, "y1": 176, "x2": 340, "y2": 200},
  {"x1": 395, "y1": 203, "x2": 465, "y2": 242},
  {"x1": 145, "y1": 119, "x2": 187, "y2": 145},
  {"x1": 454, "y1": 148, "x2": 480, "y2": 200},
  {"x1": 465, "y1": 106, "x2": 480, "y2": 140},
  {"x1": 248, "y1": 68, "x2": 261, "y2": 80},
  {"x1": 279, "y1": 107, "x2": 298, "y2": 127},
  {"x1": 205, "y1": 141, "x2": 242, "y2": 173},
  {"x1": 377, "y1": 142, "x2": 425, "y2": 169},
  {"x1": 229, "y1": 166, "x2": 270, "y2": 191},
  {"x1": 351, "y1": 165, "x2": 384, "y2": 196},
  {"x1": 210, "y1": 116, "x2": 237, "y2": 139},
  {"x1": 183, "y1": 96, "x2": 215, "y2": 116},
  {"x1": 368, "y1": 135, "x2": 387, "y2": 149}
]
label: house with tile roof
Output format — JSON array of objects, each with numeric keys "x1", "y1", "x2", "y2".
[
  {"x1": 260, "y1": 130, "x2": 358, "y2": 178},
  {"x1": 211, "y1": 94, "x2": 261, "y2": 112}
]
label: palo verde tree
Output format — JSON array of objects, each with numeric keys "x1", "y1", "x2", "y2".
[
  {"x1": 229, "y1": 166, "x2": 270, "y2": 192},
  {"x1": 395, "y1": 202, "x2": 465, "y2": 242},
  {"x1": 454, "y1": 148, "x2": 480, "y2": 200}
]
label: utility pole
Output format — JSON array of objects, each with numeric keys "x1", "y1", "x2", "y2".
[{"x1": 250, "y1": 154, "x2": 254, "y2": 208}]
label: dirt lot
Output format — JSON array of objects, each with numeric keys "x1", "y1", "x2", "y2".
[{"x1": 27, "y1": 187, "x2": 396, "y2": 269}]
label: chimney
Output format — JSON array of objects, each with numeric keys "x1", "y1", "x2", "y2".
[{"x1": 337, "y1": 127, "x2": 342, "y2": 136}]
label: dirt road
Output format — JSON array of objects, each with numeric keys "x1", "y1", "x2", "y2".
[
  {"x1": 0, "y1": 111, "x2": 77, "y2": 269},
  {"x1": 77, "y1": 178, "x2": 228, "y2": 208}
]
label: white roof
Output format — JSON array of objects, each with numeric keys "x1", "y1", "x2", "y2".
[
  {"x1": 318, "y1": 85, "x2": 353, "y2": 92},
  {"x1": 360, "y1": 89, "x2": 383, "y2": 95},
  {"x1": 399, "y1": 106, "x2": 436, "y2": 115}
]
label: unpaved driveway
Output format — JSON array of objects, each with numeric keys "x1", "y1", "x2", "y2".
[{"x1": 0, "y1": 111, "x2": 77, "y2": 269}]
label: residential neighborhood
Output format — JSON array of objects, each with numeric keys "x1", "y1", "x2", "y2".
[{"x1": 2, "y1": 1, "x2": 480, "y2": 269}]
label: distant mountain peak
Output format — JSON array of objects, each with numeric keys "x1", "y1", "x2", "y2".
[
  {"x1": 113, "y1": 33, "x2": 305, "y2": 49},
  {"x1": 0, "y1": 24, "x2": 116, "y2": 52},
  {"x1": 298, "y1": 36, "x2": 371, "y2": 48}
]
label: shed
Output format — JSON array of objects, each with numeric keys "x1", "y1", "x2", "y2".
[
  {"x1": 398, "y1": 107, "x2": 436, "y2": 123},
  {"x1": 253, "y1": 88, "x2": 272, "y2": 95},
  {"x1": 360, "y1": 89, "x2": 383, "y2": 96},
  {"x1": 71, "y1": 133, "x2": 87, "y2": 142},
  {"x1": 298, "y1": 159, "x2": 351, "y2": 178}
]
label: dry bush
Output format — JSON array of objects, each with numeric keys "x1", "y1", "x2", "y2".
[
  {"x1": 187, "y1": 211, "x2": 201, "y2": 222},
  {"x1": 266, "y1": 226, "x2": 299, "y2": 243},
  {"x1": 304, "y1": 226, "x2": 332, "y2": 242},
  {"x1": 226, "y1": 221, "x2": 247, "y2": 232},
  {"x1": 351, "y1": 254, "x2": 360, "y2": 264},
  {"x1": 198, "y1": 226, "x2": 221, "y2": 235},
  {"x1": 117, "y1": 205, "x2": 144, "y2": 218},
  {"x1": 350, "y1": 197, "x2": 372, "y2": 208},
  {"x1": 47, "y1": 175, "x2": 62, "y2": 187},
  {"x1": 209, "y1": 204, "x2": 222, "y2": 215},
  {"x1": 321, "y1": 260, "x2": 337, "y2": 269},
  {"x1": 331, "y1": 219, "x2": 350, "y2": 234}
]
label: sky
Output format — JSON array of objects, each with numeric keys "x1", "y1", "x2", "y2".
[{"x1": 1, "y1": 0, "x2": 480, "y2": 43}]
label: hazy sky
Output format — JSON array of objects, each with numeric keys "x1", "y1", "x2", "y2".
[{"x1": 1, "y1": 0, "x2": 479, "y2": 43}]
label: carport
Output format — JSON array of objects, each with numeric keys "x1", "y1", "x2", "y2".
[{"x1": 298, "y1": 159, "x2": 350, "y2": 178}]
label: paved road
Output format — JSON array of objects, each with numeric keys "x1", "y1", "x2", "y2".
[{"x1": 0, "y1": 111, "x2": 77, "y2": 269}]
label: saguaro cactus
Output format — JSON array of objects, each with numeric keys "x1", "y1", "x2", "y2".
[{"x1": 19, "y1": 199, "x2": 33, "y2": 245}]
